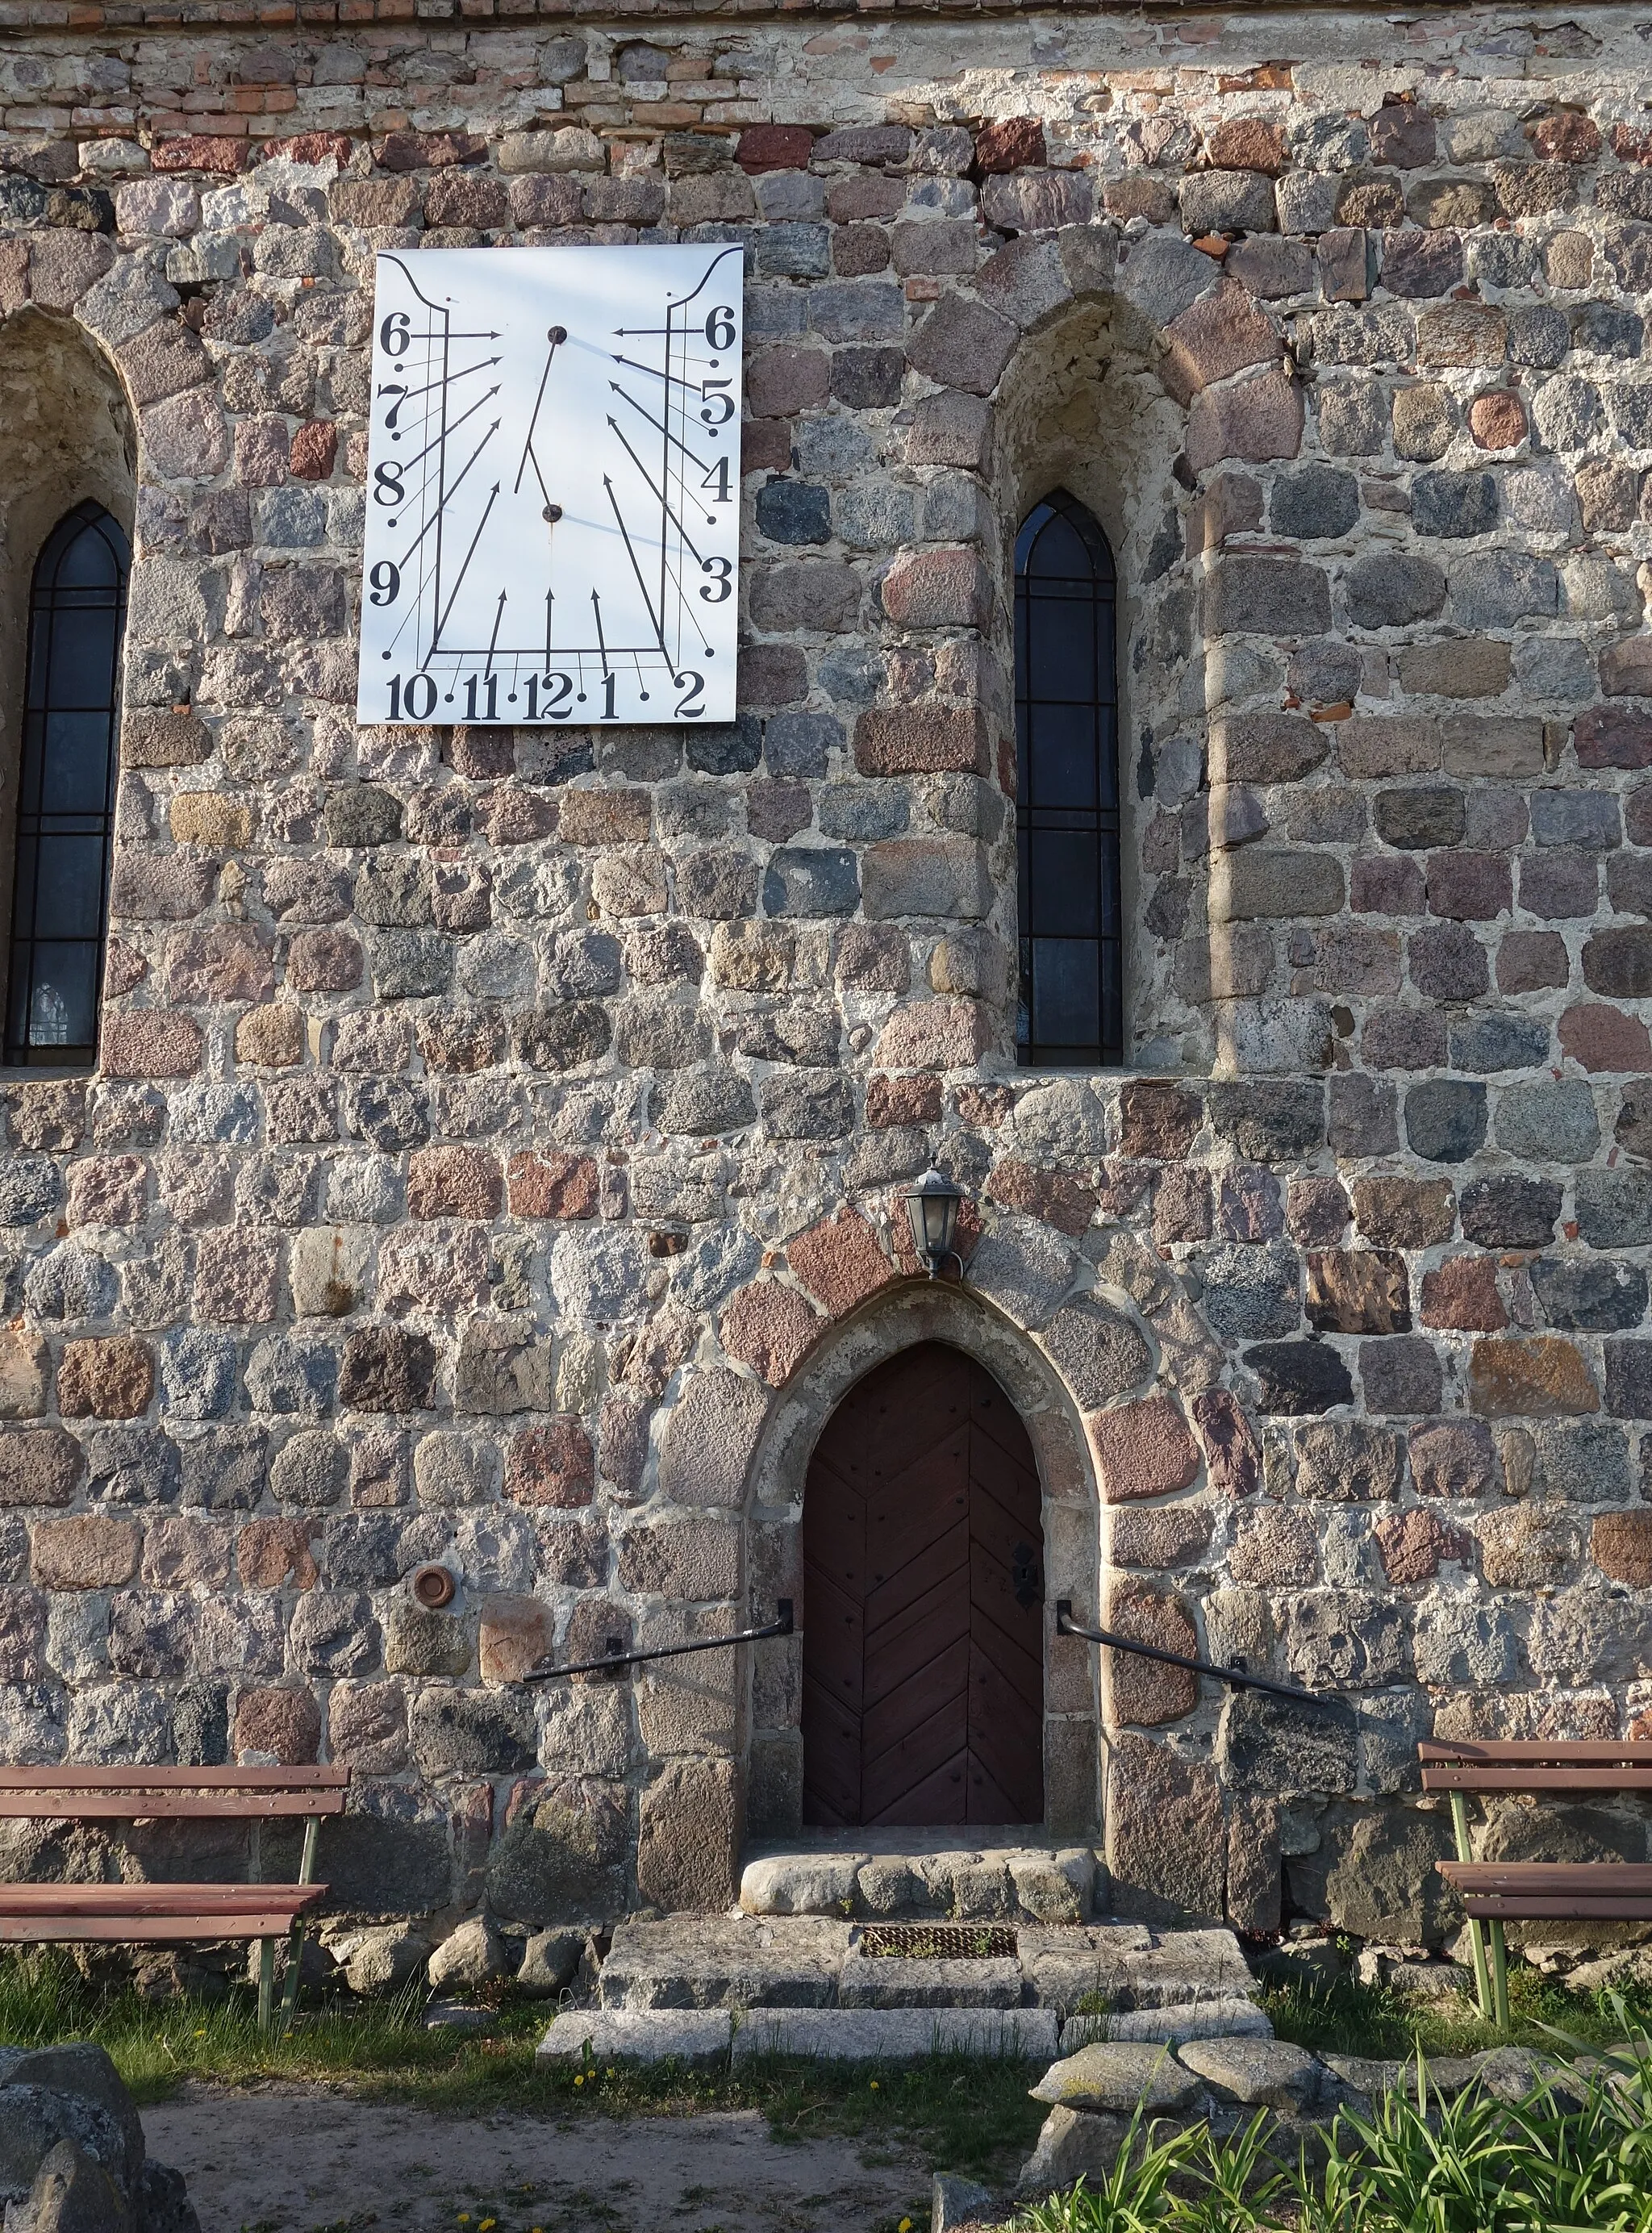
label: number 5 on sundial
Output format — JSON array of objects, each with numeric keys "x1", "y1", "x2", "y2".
[{"x1": 356, "y1": 243, "x2": 745, "y2": 727}]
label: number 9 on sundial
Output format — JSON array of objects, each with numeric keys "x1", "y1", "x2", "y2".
[{"x1": 356, "y1": 244, "x2": 745, "y2": 728}]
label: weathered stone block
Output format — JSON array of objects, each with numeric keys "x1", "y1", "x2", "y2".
[
  {"x1": 636, "y1": 1759, "x2": 739, "y2": 1913},
  {"x1": 1469, "y1": 1338, "x2": 1600, "y2": 1417}
]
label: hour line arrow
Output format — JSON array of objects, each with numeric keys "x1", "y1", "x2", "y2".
[
  {"x1": 394, "y1": 357, "x2": 501, "y2": 405},
  {"x1": 610, "y1": 382, "x2": 716, "y2": 475},
  {"x1": 485, "y1": 587, "x2": 507, "y2": 676},
  {"x1": 398, "y1": 384, "x2": 501, "y2": 474},
  {"x1": 544, "y1": 586, "x2": 555, "y2": 667},
  {"x1": 607, "y1": 418, "x2": 711, "y2": 561},
  {"x1": 432, "y1": 481, "x2": 501, "y2": 653},
  {"x1": 603, "y1": 474, "x2": 670, "y2": 666},
  {"x1": 590, "y1": 588, "x2": 610, "y2": 680},
  {"x1": 611, "y1": 352, "x2": 698, "y2": 391},
  {"x1": 395, "y1": 419, "x2": 501, "y2": 568}
]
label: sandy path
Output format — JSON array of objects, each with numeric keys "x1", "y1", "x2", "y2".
[{"x1": 142, "y1": 2085, "x2": 931, "y2": 2233}]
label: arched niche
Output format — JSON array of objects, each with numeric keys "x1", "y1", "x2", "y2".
[
  {"x1": 988, "y1": 294, "x2": 1203, "y2": 1074},
  {"x1": 0, "y1": 310, "x2": 136, "y2": 1066}
]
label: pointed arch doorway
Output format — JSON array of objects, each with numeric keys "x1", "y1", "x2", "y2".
[{"x1": 801, "y1": 1342, "x2": 1045, "y2": 1826}]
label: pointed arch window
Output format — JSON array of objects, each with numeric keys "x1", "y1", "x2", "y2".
[
  {"x1": 1014, "y1": 490, "x2": 1123, "y2": 1068},
  {"x1": 6, "y1": 502, "x2": 128, "y2": 1066}
]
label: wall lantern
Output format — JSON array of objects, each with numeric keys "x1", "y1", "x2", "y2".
[{"x1": 901, "y1": 1169, "x2": 966, "y2": 1280}]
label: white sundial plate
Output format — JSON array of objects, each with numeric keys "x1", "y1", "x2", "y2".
[{"x1": 356, "y1": 242, "x2": 745, "y2": 728}]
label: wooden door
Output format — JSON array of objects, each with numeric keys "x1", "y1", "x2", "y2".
[{"x1": 801, "y1": 1342, "x2": 1044, "y2": 1826}]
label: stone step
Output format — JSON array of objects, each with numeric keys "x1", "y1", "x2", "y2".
[
  {"x1": 538, "y1": 2009, "x2": 733, "y2": 2067},
  {"x1": 1060, "y1": 1999, "x2": 1274, "y2": 2048},
  {"x1": 599, "y1": 1915, "x2": 848, "y2": 2010},
  {"x1": 733, "y1": 2007, "x2": 1062, "y2": 2062},
  {"x1": 740, "y1": 1839, "x2": 1104, "y2": 1924},
  {"x1": 593, "y1": 1914, "x2": 1269, "y2": 2019},
  {"x1": 839, "y1": 1954, "x2": 1024, "y2": 2008}
]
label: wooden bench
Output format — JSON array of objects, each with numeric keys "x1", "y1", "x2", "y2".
[
  {"x1": 0, "y1": 1766, "x2": 348, "y2": 2031},
  {"x1": 1420, "y1": 1739, "x2": 1652, "y2": 2031}
]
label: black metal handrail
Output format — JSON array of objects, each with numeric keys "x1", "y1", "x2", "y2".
[
  {"x1": 1055, "y1": 1600, "x2": 1338, "y2": 1709},
  {"x1": 520, "y1": 1601, "x2": 795, "y2": 1684}
]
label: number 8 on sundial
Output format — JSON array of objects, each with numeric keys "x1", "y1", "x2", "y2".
[{"x1": 357, "y1": 244, "x2": 745, "y2": 728}]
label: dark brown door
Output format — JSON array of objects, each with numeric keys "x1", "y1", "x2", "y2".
[{"x1": 801, "y1": 1342, "x2": 1044, "y2": 1826}]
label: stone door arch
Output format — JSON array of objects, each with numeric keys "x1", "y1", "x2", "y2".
[
  {"x1": 740, "y1": 1274, "x2": 1103, "y2": 1846},
  {"x1": 801, "y1": 1339, "x2": 1045, "y2": 1826}
]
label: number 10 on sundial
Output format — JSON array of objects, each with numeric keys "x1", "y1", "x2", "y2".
[{"x1": 356, "y1": 244, "x2": 745, "y2": 728}]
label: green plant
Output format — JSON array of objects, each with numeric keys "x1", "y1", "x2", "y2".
[
  {"x1": 1317, "y1": 2054, "x2": 1546, "y2": 2233},
  {"x1": 1012, "y1": 2102, "x2": 1205, "y2": 2233},
  {"x1": 1007, "y1": 2021, "x2": 1652, "y2": 2233},
  {"x1": 1175, "y1": 2113, "x2": 1283, "y2": 2233},
  {"x1": 1262, "y1": 1959, "x2": 1652, "y2": 2062}
]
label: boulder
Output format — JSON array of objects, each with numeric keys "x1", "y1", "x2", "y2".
[
  {"x1": 1016, "y1": 2104, "x2": 1130, "y2": 2198},
  {"x1": 0, "y1": 2047, "x2": 142, "y2": 2198},
  {"x1": 6, "y1": 2139, "x2": 131, "y2": 2233},
  {"x1": 0, "y1": 2042, "x2": 198, "y2": 2233},
  {"x1": 1029, "y1": 2039, "x2": 1203, "y2": 2114},
  {"x1": 428, "y1": 1915, "x2": 511, "y2": 1994},
  {"x1": 327, "y1": 1922, "x2": 432, "y2": 1996},
  {"x1": 516, "y1": 1927, "x2": 586, "y2": 1997},
  {"x1": 932, "y1": 2172, "x2": 995, "y2": 2231},
  {"x1": 1176, "y1": 2035, "x2": 1324, "y2": 2110},
  {"x1": 0, "y1": 2089, "x2": 129, "y2": 2214}
]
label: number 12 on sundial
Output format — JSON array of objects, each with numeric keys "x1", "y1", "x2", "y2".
[{"x1": 356, "y1": 244, "x2": 745, "y2": 728}]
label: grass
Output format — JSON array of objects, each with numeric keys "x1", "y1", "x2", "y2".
[
  {"x1": 12, "y1": 1946, "x2": 1652, "y2": 2226},
  {"x1": 0, "y1": 1947, "x2": 1046, "y2": 2179},
  {"x1": 1261, "y1": 1961, "x2": 1652, "y2": 2062}
]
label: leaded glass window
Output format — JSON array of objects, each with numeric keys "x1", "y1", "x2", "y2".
[{"x1": 6, "y1": 503, "x2": 127, "y2": 1066}]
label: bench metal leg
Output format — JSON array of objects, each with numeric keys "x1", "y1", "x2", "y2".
[
  {"x1": 1488, "y1": 1920, "x2": 1510, "y2": 2035},
  {"x1": 1449, "y1": 1792, "x2": 1495, "y2": 2023},
  {"x1": 277, "y1": 1816, "x2": 321, "y2": 2035},
  {"x1": 257, "y1": 1937, "x2": 275, "y2": 2034}
]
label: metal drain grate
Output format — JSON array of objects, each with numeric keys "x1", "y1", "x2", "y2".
[{"x1": 858, "y1": 1923, "x2": 1018, "y2": 1960}]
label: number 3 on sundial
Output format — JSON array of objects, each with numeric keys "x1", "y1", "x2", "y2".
[{"x1": 357, "y1": 244, "x2": 745, "y2": 727}]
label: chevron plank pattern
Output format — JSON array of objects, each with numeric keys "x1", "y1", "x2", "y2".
[{"x1": 801, "y1": 1342, "x2": 1044, "y2": 1827}]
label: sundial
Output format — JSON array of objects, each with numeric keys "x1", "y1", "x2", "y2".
[{"x1": 356, "y1": 243, "x2": 745, "y2": 727}]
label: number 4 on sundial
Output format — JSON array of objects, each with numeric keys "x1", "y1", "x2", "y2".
[{"x1": 357, "y1": 244, "x2": 745, "y2": 727}]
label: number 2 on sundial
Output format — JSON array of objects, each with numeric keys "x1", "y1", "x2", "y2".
[{"x1": 357, "y1": 244, "x2": 745, "y2": 727}]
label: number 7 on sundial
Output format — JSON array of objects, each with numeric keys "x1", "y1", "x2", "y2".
[{"x1": 357, "y1": 243, "x2": 745, "y2": 727}]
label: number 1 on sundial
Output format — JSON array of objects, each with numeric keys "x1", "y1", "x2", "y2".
[{"x1": 357, "y1": 244, "x2": 745, "y2": 727}]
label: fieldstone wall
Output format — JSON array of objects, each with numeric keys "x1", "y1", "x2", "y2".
[{"x1": 0, "y1": 4, "x2": 1650, "y2": 1947}]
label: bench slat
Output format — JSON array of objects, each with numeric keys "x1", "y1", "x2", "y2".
[
  {"x1": 1459, "y1": 1897, "x2": 1652, "y2": 1921},
  {"x1": 0, "y1": 1913, "x2": 321, "y2": 1944},
  {"x1": 0, "y1": 1793, "x2": 348, "y2": 1819},
  {"x1": 1438, "y1": 1860, "x2": 1652, "y2": 1920},
  {"x1": 1422, "y1": 1767, "x2": 1652, "y2": 1792},
  {"x1": 0, "y1": 1768, "x2": 349, "y2": 1790},
  {"x1": 0, "y1": 1885, "x2": 327, "y2": 1914},
  {"x1": 1439, "y1": 1864, "x2": 1652, "y2": 1891},
  {"x1": 1420, "y1": 1742, "x2": 1652, "y2": 1763}
]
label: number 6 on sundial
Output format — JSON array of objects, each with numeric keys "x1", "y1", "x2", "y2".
[{"x1": 356, "y1": 243, "x2": 745, "y2": 727}]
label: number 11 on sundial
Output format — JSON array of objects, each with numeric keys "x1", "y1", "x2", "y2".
[{"x1": 356, "y1": 244, "x2": 745, "y2": 728}]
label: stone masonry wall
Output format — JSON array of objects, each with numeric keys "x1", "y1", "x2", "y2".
[{"x1": 0, "y1": 4, "x2": 1650, "y2": 1949}]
